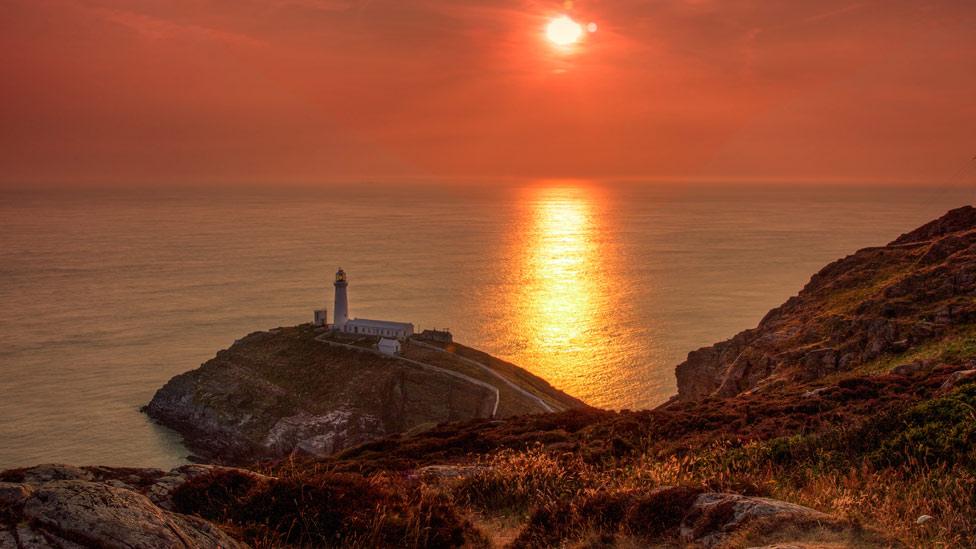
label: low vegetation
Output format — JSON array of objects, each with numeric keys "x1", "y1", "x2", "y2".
[{"x1": 165, "y1": 359, "x2": 976, "y2": 547}]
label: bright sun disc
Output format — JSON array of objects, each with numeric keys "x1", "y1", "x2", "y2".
[{"x1": 546, "y1": 15, "x2": 584, "y2": 46}]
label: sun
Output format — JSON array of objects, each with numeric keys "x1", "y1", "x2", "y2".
[{"x1": 545, "y1": 15, "x2": 584, "y2": 47}]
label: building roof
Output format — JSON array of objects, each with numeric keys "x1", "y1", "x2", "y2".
[{"x1": 347, "y1": 318, "x2": 414, "y2": 330}]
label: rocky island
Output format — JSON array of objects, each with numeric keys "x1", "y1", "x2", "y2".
[
  {"x1": 144, "y1": 327, "x2": 586, "y2": 463},
  {"x1": 4, "y1": 207, "x2": 976, "y2": 548}
]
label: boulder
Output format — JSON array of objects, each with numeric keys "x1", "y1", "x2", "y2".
[
  {"x1": 15, "y1": 465, "x2": 93, "y2": 484},
  {"x1": 939, "y1": 369, "x2": 976, "y2": 393},
  {"x1": 892, "y1": 360, "x2": 927, "y2": 376},
  {"x1": 0, "y1": 465, "x2": 252, "y2": 548},
  {"x1": 680, "y1": 493, "x2": 837, "y2": 548},
  {"x1": 0, "y1": 483, "x2": 32, "y2": 507}
]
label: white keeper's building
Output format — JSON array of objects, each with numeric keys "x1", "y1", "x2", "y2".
[{"x1": 343, "y1": 318, "x2": 414, "y2": 339}]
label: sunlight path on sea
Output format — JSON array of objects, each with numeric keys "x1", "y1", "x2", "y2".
[{"x1": 494, "y1": 185, "x2": 641, "y2": 405}]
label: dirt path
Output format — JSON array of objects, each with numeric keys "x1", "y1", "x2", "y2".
[
  {"x1": 409, "y1": 340, "x2": 559, "y2": 413},
  {"x1": 314, "y1": 333, "x2": 500, "y2": 417}
]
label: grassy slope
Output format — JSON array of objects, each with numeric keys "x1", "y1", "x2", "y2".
[
  {"x1": 220, "y1": 326, "x2": 582, "y2": 418},
  {"x1": 218, "y1": 325, "x2": 400, "y2": 414},
  {"x1": 438, "y1": 342, "x2": 588, "y2": 411},
  {"x1": 400, "y1": 341, "x2": 587, "y2": 415}
]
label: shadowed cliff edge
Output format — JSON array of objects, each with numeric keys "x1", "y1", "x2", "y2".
[{"x1": 4, "y1": 206, "x2": 976, "y2": 547}]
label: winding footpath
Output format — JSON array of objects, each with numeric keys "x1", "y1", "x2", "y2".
[
  {"x1": 410, "y1": 340, "x2": 560, "y2": 413},
  {"x1": 314, "y1": 333, "x2": 501, "y2": 417}
]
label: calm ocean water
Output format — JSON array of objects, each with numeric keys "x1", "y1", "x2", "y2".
[{"x1": 0, "y1": 182, "x2": 971, "y2": 469}]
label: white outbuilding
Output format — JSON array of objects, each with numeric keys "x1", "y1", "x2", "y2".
[
  {"x1": 313, "y1": 309, "x2": 328, "y2": 327},
  {"x1": 377, "y1": 337, "x2": 401, "y2": 356}
]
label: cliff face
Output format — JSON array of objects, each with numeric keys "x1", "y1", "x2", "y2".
[
  {"x1": 145, "y1": 325, "x2": 584, "y2": 464},
  {"x1": 675, "y1": 205, "x2": 976, "y2": 401}
]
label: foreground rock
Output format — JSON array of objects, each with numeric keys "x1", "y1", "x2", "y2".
[
  {"x1": 146, "y1": 325, "x2": 585, "y2": 464},
  {"x1": 507, "y1": 481, "x2": 889, "y2": 548},
  {"x1": 680, "y1": 493, "x2": 846, "y2": 548},
  {"x1": 676, "y1": 206, "x2": 976, "y2": 401},
  {"x1": 0, "y1": 464, "x2": 258, "y2": 548}
]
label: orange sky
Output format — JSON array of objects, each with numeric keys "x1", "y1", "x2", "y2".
[{"x1": 1, "y1": 0, "x2": 974, "y2": 186}]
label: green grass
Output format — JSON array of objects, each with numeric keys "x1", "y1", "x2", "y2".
[
  {"x1": 871, "y1": 383, "x2": 976, "y2": 468},
  {"x1": 816, "y1": 261, "x2": 907, "y2": 317},
  {"x1": 818, "y1": 323, "x2": 976, "y2": 384}
]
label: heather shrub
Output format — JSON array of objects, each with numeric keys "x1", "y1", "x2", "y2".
[
  {"x1": 577, "y1": 490, "x2": 633, "y2": 531},
  {"x1": 871, "y1": 383, "x2": 976, "y2": 469},
  {"x1": 454, "y1": 446, "x2": 593, "y2": 514},
  {"x1": 173, "y1": 469, "x2": 478, "y2": 548},
  {"x1": 509, "y1": 500, "x2": 580, "y2": 548},
  {"x1": 172, "y1": 469, "x2": 266, "y2": 519},
  {"x1": 395, "y1": 485, "x2": 475, "y2": 549},
  {"x1": 236, "y1": 473, "x2": 380, "y2": 545},
  {"x1": 622, "y1": 485, "x2": 704, "y2": 539}
]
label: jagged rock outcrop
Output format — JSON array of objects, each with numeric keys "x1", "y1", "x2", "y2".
[
  {"x1": 676, "y1": 206, "x2": 976, "y2": 401},
  {"x1": 146, "y1": 325, "x2": 582, "y2": 464},
  {"x1": 0, "y1": 464, "x2": 261, "y2": 548}
]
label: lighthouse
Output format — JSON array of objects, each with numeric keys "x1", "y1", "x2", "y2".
[
  {"x1": 333, "y1": 268, "x2": 349, "y2": 331},
  {"x1": 324, "y1": 268, "x2": 414, "y2": 340}
]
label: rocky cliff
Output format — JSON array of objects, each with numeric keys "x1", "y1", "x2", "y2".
[
  {"x1": 145, "y1": 325, "x2": 585, "y2": 464},
  {"x1": 675, "y1": 205, "x2": 976, "y2": 401}
]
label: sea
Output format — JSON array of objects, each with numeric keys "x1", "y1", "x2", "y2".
[{"x1": 0, "y1": 182, "x2": 971, "y2": 469}]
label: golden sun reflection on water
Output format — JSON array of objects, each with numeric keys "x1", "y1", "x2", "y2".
[
  {"x1": 502, "y1": 184, "x2": 630, "y2": 405},
  {"x1": 525, "y1": 188, "x2": 598, "y2": 352}
]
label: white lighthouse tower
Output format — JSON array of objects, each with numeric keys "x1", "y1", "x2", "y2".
[{"x1": 333, "y1": 268, "x2": 349, "y2": 331}]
